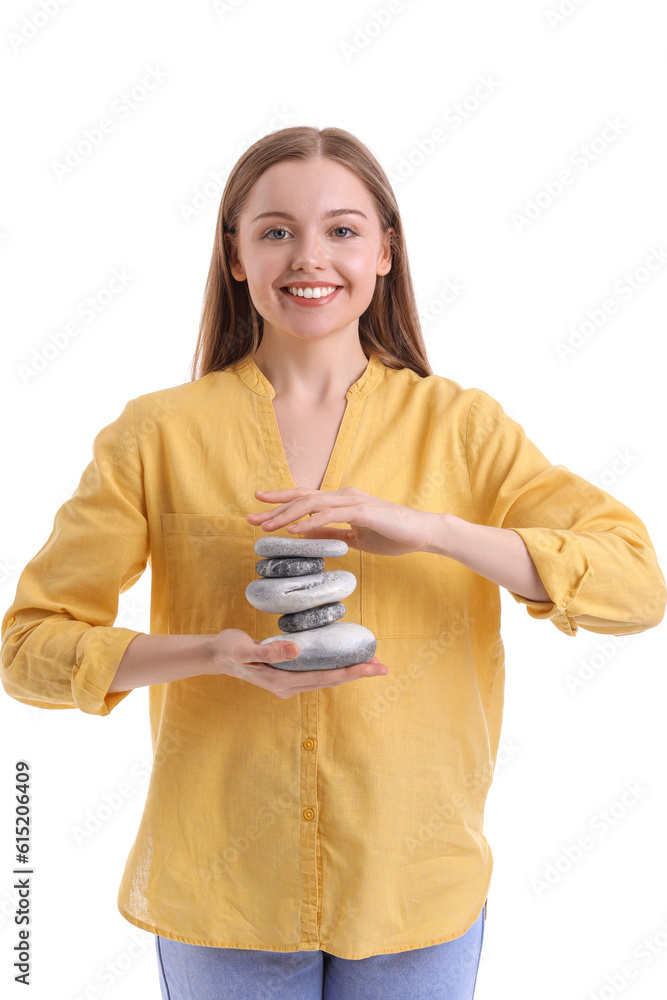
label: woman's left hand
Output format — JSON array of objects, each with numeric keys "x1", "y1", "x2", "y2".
[{"x1": 246, "y1": 486, "x2": 439, "y2": 557}]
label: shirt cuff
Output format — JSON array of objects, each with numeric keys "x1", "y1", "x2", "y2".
[
  {"x1": 73, "y1": 626, "x2": 145, "y2": 715},
  {"x1": 505, "y1": 526, "x2": 594, "y2": 637}
]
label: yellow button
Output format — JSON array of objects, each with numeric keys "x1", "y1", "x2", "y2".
[
  {"x1": 302, "y1": 738, "x2": 315, "y2": 751},
  {"x1": 303, "y1": 808, "x2": 315, "y2": 821}
]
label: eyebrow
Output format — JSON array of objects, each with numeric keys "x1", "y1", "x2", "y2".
[{"x1": 251, "y1": 208, "x2": 369, "y2": 224}]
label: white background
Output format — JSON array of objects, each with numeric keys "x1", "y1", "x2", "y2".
[{"x1": 1, "y1": 1, "x2": 666, "y2": 998}]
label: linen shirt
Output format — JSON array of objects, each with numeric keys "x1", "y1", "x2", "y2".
[{"x1": 2, "y1": 353, "x2": 665, "y2": 959}]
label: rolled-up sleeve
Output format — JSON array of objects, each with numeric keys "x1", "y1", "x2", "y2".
[
  {"x1": 465, "y1": 389, "x2": 666, "y2": 637},
  {"x1": 1, "y1": 399, "x2": 149, "y2": 714}
]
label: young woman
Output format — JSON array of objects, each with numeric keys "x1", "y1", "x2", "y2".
[{"x1": 2, "y1": 126, "x2": 664, "y2": 1000}]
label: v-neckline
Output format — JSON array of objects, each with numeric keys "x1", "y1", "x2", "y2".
[
  {"x1": 232, "y1": 352, "x2": 386, "y2": 492},
  {"x1": 270, "y1": 397, "x2": 347, "y2": 493}
]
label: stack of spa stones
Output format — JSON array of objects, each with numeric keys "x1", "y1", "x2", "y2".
[{"x1": 245, "y1": 536, "x2": 377, "y2": 671}]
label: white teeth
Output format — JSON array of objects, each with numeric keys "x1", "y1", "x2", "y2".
[{"x1": 285, "y1": 285, "x2": 338, "y2": 298}]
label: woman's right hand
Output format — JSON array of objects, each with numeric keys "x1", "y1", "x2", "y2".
[{"x1": 211, "y1": 629, "x2": 388, "y2": 699}]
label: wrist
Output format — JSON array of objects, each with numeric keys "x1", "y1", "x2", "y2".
[
  {"x1": 423, "y1": 512, "x2": 455, "y2": 557},
  {"x1": 202, "y1": 633, "x2": 226, "y2": 675}
]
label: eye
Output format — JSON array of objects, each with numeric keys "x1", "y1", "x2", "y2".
[
  {"x1": 262, "y1": 227, "x2": 290, "y2": 241},
  {"x1": 261, "y1": 225, "x2": 361, "y2": 241}
]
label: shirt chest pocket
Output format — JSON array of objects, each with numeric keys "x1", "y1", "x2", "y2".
[{"x1": 161, "y1": 513, "x2": 256, "y2": 635}]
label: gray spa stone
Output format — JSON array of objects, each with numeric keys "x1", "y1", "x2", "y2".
[
  {"x1": 246, "y1": 570, "x2": 356, "y2": 614},
  {"x1": 255, "y1": 556, "x2": 325, "y2": 578},
  {"x1": 259, "y1": 621, "x2": 376, "y2": 671},
  {"x1": 254, "y1": 537, "x2": 348, "y2": 558},
  {"x1": 278, "y1": 601, "x2": 346, "y2": 632}
]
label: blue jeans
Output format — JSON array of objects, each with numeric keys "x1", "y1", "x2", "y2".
[{"x1": 155, "y1": 901, "x2": 486, "y2": 999}]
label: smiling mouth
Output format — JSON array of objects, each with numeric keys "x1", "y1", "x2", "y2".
[
  {"x1": 280, "y1": 283, "x2": 343, "y2": 297},
  {"x1": 279, "y1": 286, "x2": 342, "y2": 303}
]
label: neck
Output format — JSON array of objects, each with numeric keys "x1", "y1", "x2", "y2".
[{"x1": 251, "y1": 332, "x2": 370, "y2": 405}]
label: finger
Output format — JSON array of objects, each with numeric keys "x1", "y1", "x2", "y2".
[
  {"x1": 256, "y1": 488, "x2": 335, "y2": 514},
  {"x1": 255, "y1": 489, "x2": 306, "y2": 496},
  {"x1": 289, "y1": 526, "x2": 349, "y2": 539},
  {"x1": 282, "y1": 505, "x2": 359, "y2": 531},
  {"x1": 249, "y1": 495, "x2": 311, "y2": 520},
  {"x1": 254, "y1": 489, "x2": 311, "y2": 504},
  {"x1": 247, "y1": 505, "x2": 296, "y2": 524}
]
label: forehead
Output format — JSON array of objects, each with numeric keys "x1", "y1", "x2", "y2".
[{"x1": 242, "y1": 158, "x2": 377, "y2": 218}]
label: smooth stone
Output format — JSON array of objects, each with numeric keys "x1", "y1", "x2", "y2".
[
  {"x1": 246, "y1": 570, "x2": 356, "y2": 614},
  {"x1": 278, "y1": 601, "x2": 346, "y2": 632},
  {"x1": 255, "y1": 556, "x2": 325, "y2": 578},
  {"x1": 254, "y1": 537, "x2": 348, "y2": 558},
  {"x1": 259, "y1": 622, "x2": 376, "y2": 671}
]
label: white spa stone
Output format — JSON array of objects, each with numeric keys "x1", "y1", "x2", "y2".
[
  {"x1": 254, "y1": 537, "x2": 348, "y2": 558},
  {"x1": 259, "y1": 621, "x2": 376, "y2": 671},
  {"x1": 245, "y1": 569, "x2": 356, "y2": 614}
]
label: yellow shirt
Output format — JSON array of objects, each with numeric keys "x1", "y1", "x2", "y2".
[{"x1": 2, "y1": 353, "x2": 665, "y2": 958}]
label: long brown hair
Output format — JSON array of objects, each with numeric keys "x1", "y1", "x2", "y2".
[{"x1": 188, "y1": 126, "x2": 434, "y2": 381}]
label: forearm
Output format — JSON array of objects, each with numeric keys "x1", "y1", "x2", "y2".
[
  {"x1": 108, "y1": 632, "x2": 218, "y2": 693},
  {"x1": 425, "y1": 513, "x2": 552, "y2": 602}
]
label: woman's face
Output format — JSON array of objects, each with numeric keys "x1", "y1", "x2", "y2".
[{"x1": 228, "y1": 157, "x2": 392, "y2": 345}]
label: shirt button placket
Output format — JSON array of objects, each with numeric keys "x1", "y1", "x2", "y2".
[{"x1": 299, "y1": 691, "x2": 320, "y2": 945}]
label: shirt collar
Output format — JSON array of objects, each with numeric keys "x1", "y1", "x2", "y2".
[{"x1": 230, "y1": 351, "x2": 386, "y2": 400}]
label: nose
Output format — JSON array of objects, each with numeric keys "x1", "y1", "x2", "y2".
[{"x1": 289, "y1": 229, "x2": 330, "y2": 271}]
